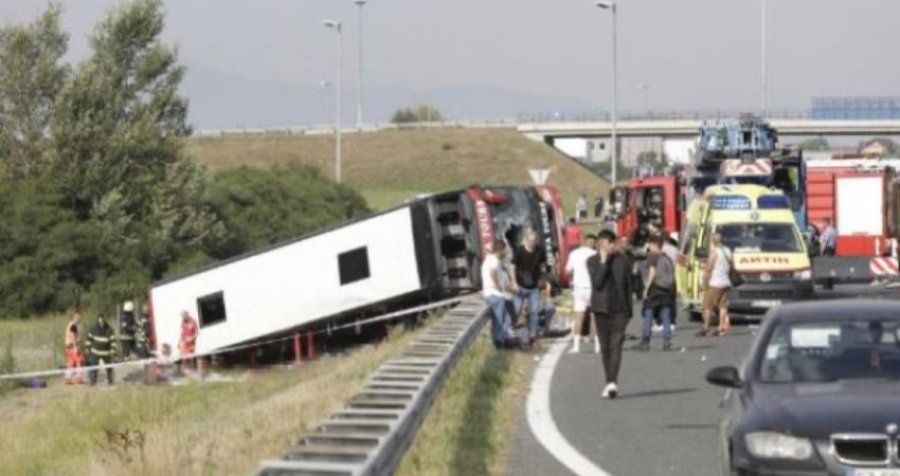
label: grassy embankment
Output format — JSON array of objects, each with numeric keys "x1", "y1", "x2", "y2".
[
  {"x1": 0, "y1": 322, "x2": 425, "y2": 476},
  {"x1": 396, "y1": 337, "x2": 535, "y2": 476},
  {"x1": 188, "y1": 127, "x2": 609, "y2": 211}
]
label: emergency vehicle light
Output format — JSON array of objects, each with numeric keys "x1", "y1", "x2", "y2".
[
  {"x1": 757, "y1": 196, "x2": 790, "y2": 209},
  {"x1": 710, "y1": 196, "x2": 751, "y2": 210}
]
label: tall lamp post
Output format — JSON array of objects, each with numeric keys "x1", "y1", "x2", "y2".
[
  {"x1": 760, "y1": 0, "x2": 768, "y2": 115},
  {"x1": 324, "y1": 19, "x2": 343, "y2": 183},
  {"x1": 596, "y1": 1, "x2": 618, "y2": 185},
  {"x1": 355, "y1": 1, "x2": 366, "y2": 129}
]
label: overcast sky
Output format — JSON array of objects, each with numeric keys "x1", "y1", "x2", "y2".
[{"x1": 1, "y1": 0, "x2": 898, "y2": 129}]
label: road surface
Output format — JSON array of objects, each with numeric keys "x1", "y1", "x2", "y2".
[{"x1": 505, "y1": 285, "x2": 900, "y2": 476}]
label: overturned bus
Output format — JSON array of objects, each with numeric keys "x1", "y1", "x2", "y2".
[{"x1": 147, "y1": 185, "x2": 568, "y2": 357}]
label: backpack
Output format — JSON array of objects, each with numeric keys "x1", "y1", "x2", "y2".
[{"x1": 653, "y1": 253, "x2": 675, "y2": 290}]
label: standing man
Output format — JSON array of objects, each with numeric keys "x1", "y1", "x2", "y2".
[
  {"x1": 87, "y1": 314, "x2": 117, "y2": 385},
  {"x1": 661, "y1": 231, "x2": 680, "y2": 329},
  {"x1": 701, "y1": 233, "x2": 733, "y2": 337},
  {"x1": 135, "y1": 303, "x2": 151, "y2": 359},
  {"x1": 594, "y1": 196, "x2": 605, "y2": 219},
  {"x1": 119, "y1": 301, "x2": 137, "y2": 360},
  {"x1": 589, "y1": 230, "x2": 633, "y2": 399},
  {"x1": 634, "y1": 236, "x2": 676, "y2": 351},
  {"x1": 820, "y1": 218, "x2": 837, "y2": 256},
  {"x1": 565, "y1": 234, "x2": 599, "y2": 353},
  {"x1": 575, "y1": 194, "x2": 588, "y2": 223},
  {"x1": 481, "y1": 241, "x2": 517, "y2": 349},
  {"x1": 512, "y1": 229, "x2": 548, "y2": 347},
  {"x1": 179, "y1": 311, "x2": 199, "y2": 370},
  {"x1": 63, "y1": 313, "x2": 85, "y2": 385}
]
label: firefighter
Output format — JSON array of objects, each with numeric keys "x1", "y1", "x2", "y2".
[
  {"x1": 179, "y1": 311, "x2": 199, "y2": 370},
  {"x1": 63, "y1": 313, "x2": 85, "y2": 385},
  {"x1": 135, "y1": 303, "x2": 151, "y2": 358},
  {"x1": 87, "y1": 314, "x2": 117, "y2": 385},
  {"x1": 119, "y1": 301, "x2": 137, "y2": 360}
]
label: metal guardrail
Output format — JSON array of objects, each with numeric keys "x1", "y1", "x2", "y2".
[{"x1": 255, "y1": 295, "x2": 487, "y2": 476}]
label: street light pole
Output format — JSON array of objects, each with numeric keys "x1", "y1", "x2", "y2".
[
  {"x1": 596, "y1": 1, "x2": 618, "y2": 185},
  {"x1": 761, "y1": 0, "x2": 767, "y2": 115},
  {"x1": 355, "y1": 1, "x2": 366, "y2": 129},
  {"x1": 324, "y1": 20, "x2": 343, "y2": 183}
]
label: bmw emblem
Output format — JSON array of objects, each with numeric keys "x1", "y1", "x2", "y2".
[
  {"x1": 760, "y1": 273, "x2": 772, "y2": 283},
  {"x1": 887, "y1": 423, "x2": 899, "y2": 435}
]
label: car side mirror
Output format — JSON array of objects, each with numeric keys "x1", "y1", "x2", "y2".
[{"x1": 706, "y1": 366, "x2": 742, "y2": 388}]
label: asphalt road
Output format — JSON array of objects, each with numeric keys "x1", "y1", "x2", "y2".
[{"x1": 504, "y1": 285, "x2": 900, "y2": 476}]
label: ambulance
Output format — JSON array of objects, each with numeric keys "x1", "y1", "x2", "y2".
[{"x1": 676, "y1": 184, "x2": 814, "y2": 319}]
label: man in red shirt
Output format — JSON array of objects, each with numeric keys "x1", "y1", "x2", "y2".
[
  {"x1": 179, "y1": 311, "x2": 198, "y2": 369},
  {"x1": 564, "y1": 217, "x2": 583, "y2": 254}
]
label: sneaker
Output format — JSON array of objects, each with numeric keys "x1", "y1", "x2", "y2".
[
  {"x1": 662, "y1": 341, "x2": 672, "y2": 352},
  {"x1": 602, "y1": 382, "x2": 618, "y2": 399},
  {"x1": 569, "y1": 339, "x2": 580, "y2": 354},
  {"x1": 630, "y1": 342, "x2": 650, "y2": 352}
]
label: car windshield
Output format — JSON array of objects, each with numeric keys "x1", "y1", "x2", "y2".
[
  {"x1": 716, "y1": 223, "x2": 803, "y2": 253},
  {"x1": 759, "y1": 318, "x2": 900, "y2": 383}
]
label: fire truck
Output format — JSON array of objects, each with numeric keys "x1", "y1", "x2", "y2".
[
  {"x1": 608, "y1": 117, "x2": 806, "y2": 250},
  {"x1": 806, "y1": 158, "x2": 900, "y2": 283}
]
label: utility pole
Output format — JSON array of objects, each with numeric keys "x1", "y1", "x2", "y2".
[
  {"x1": 355, "y1": 1, "x2": 366, "y2": 129},
  {"x1": 596, "y1": 2, "x2": 618, "y2": 185}
]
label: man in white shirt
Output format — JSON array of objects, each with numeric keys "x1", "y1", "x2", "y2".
[
  {"x1": 565, "y1": 234, "x2": 599, "y2": 353},
  {"x1": 482, "y1": 240, "x2": 517, "y2": 349}
]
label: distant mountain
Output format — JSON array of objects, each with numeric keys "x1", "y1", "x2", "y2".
[{"x1": 181, "y1": 65, "x2": 592, "y2": 130}]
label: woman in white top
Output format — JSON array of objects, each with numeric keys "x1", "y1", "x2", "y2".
[{"x1": 700, "y1": 233, "x2": 733, "y2": 336}]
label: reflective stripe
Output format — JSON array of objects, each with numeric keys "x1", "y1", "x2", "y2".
[
  {"x1": 119, "y1": 335, "x2": 134, "y2": 341},
  {"x1": 91, "y1": 349, "x2": 111, "y2": 356},
  {"x1": 91, "y1": 335, "x2": 111, "y2": 343}
]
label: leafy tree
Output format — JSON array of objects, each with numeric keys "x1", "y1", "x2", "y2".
[
  {"x1": 49, "y1": 0, "x2": 217, "y2": 302},
  {"x1": 390, "y1": 104, "x2": 444, "y2": 123},
  {"x1": 202, "y1": 164, "x2": 370, "y2": 261},
  {"x1": 0, "y1": 3, "x2": 69, "y2": 179}
]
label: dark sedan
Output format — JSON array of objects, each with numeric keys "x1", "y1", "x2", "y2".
[{"x1": 707, "y1": 300, "x2": 900, "y2": 476}]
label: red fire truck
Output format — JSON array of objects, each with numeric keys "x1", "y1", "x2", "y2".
[{"x1": 806, "y1": 159, "x2": 900, "y2": 282}]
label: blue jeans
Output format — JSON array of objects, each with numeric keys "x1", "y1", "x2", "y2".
[
  {"x1": 642, "y1": 306, "x2": 673, "y2": 344},
  {"x1": 487, "y1": 296, "x2": 514, "y2": 347},
  {"x1": 515, "y1": 288, "x2": 541, "y2": 337}
]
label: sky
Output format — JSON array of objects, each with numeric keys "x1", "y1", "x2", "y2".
[{"x1": 1, "y1": 0, "x2": 898, "y2": 129}]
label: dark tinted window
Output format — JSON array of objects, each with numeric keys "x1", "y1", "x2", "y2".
[
  {"x1": 759, "y1": 318, "x2": 900, "y2": 383},
  {"x1": 197, "y1": 292, "x2": 226, "y2": 327},
  {"x1": 339, "y1": 247, "x2": 371, "y2": 285}
]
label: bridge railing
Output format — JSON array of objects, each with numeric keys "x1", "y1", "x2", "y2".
[{"x1": 517, "y1": 109, "x2": 814, "y2": 123}]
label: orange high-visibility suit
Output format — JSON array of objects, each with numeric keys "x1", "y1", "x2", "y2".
[
  {"x1": 179, "y1": 315, "x2": 198, "y2": 357},
  {"x1": 64, "y1": 318, "x2": 84, "y2": 385}
]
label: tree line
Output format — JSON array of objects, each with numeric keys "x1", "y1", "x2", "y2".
[{"x1": 0, "y1": 1, "x2": 368, "y2": 318}]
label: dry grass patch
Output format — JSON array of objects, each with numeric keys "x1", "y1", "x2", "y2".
[
  {"x1": 188, "y1": 128, "x2": 608, "y2": 211},
  {"x1": 0, "y1": 323, "x2": 428, "y2": 476},
  {"x1": 396, "y1": 334, "x2": 535, "y2": 476}
]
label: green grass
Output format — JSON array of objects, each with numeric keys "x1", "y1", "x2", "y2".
[
  {"x1": 0, "y1": 314, "x2": 68, "y2": 373},
  {"x1": 0, "y1": 323, "x2": 427, "y2": 476},
  {"x1": 188, "y1": 128, "x2": 609, "y2": 211},
  {"x1": 396, "y1": 334, "x2": 534, "y2": 476}
]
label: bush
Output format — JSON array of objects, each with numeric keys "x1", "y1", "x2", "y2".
[
  {"x1": 390, "y1": 104, "x2": 445, "y2": 124},
  {"x1": 201, "y1": 164, "x2": 370, "y2": 261}
]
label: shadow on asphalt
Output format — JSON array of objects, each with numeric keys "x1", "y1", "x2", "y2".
[
  {"x1": 450, "y1": 349, "x2": 513, "y2": 474},
  {"x1": 617, "y1": 387, "x2": 698, "y2": 400}
]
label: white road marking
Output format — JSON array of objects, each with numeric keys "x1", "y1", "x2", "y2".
[{"x1": 526, "y1": 339, "x2": 613, "y2": 476}]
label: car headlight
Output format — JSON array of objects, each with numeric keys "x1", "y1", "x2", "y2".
[
  {"x1": 793, "y1": 269, "x2": 812, "y2": 281},
  {"x1": 745, "y1": 432, "x2": 813, "y2": 460}
]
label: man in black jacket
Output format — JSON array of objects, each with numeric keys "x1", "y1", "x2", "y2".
[{"x1": 588, "y1": 229, "x2": 633, "y2": 399}]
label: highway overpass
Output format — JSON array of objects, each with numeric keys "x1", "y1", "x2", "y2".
[{"x1": 518, "y1": 118, "x2": 900, "y2": 144}]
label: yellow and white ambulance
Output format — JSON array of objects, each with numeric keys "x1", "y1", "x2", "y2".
[{"x1": 676, "y1": 184, "x2": 814, "y2": 318}]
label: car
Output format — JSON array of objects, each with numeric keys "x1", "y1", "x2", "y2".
[{"x1": 707, "y1": 299, "x2": 900, "y2": 476}]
